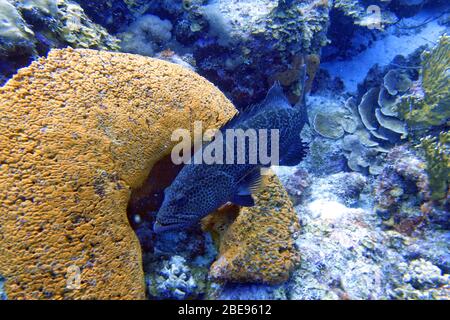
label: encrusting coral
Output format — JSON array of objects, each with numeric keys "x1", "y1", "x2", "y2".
[
  {"x1": 374, "y1": 146, "x2": 431, "y2": 235},
  {"x1": 203, "y1": 171, "x2": 300, "y2": 284},
  {"x1": 0, "y1": 48, "x2": 236, "y2": 299}
]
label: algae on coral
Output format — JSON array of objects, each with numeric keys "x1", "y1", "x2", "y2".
[
  {"x1": 399, "y1": 35, "x2": 450, "y2": 133},
  {"x1": 420, "y1": 132, "x2": 449, "y2": 201}
]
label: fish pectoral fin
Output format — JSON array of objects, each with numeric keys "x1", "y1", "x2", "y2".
[
  {"x1": 280, "y1": 136, "x2": 308, "y2": 166},
  {"x1": 232, "y1": 194, "x2": 255, "y2": 207},
  {"x1": 231, "y1": 169, "x2": 262, "y2": 206},
  {"x1": 245, "y1": 168, "x2": 263, "y2": 193},
  {"x1": 236, "y1": 168, "x2": 263, "y2": 195},
  {"x1": 236, "y1": 183, "x2": 251, "y2": 196}
]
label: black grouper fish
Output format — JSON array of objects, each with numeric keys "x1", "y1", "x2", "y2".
[{"x1": 154, "y1": 83, "x2": 308, "y2": 233}]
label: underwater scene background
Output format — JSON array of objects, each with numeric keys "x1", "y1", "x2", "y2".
[{"x1": 0, "y1": 0, "x2": 449, "y2": 300}]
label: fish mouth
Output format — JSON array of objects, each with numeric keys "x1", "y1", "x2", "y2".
[{"x1": 153, "y1": 221, "x2": 184, "y2": 233}]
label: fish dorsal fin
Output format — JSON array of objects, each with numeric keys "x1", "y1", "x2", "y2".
[
  {"x1": 244, "y1": 168, "x2": 263, "y2": 193},
  {"x1": 220, "y1": 82, "x2": 291, "y2": 131},
  {"x1": 263, "y1": 81, "x2": 290, "y2": 108},
  {"x1": 230, "y1": 168, "x2": 262, "y2": 207},
  {"x1": 236, "y1": 168, "x2": 263, "y2": 195}
]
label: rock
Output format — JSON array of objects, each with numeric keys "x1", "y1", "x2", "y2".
[
  {"x1": 291, "y1": 196, "x2": 388, "y2": 299},
  {"x1": 184, "y1": 0, "x2": 331, "y2": 107},
  {"x1": 0, "y1": 0, "x2": 35, "y2": 57},
  {"x1": 391, "y1": 258, "x2": 450, "y2": 299},
  {"x1": 309, "y1": 172, "x2": 367, "y2": 206},
  {"x1": 374, "y1": 146, "x2": 431, "y2": 235},
  {"x1": 0, "y1": 0, "x2": 121, "y2": 85}
]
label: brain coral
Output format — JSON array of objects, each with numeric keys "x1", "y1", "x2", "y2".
[
  {"x1": 203, "y1": 171, "x2": 300, "y2": 284},
  {"x1": 0, "y1": 48, "x2": 236, "y2": 299}
]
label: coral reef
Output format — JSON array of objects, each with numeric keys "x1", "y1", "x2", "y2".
[
  {"x1": 156, "y1": 49, "x2": 196, "y2": 71},
  {"x1": 181, "y1": 0, "x2": 330, "y2": 107},
  {"x1": 118, "y1": 14, "x2": 173, "y2": 57},
  {"x1": 309, "y1": 44, "x2": 438, "y2": 176},
  {"x1": 291, "y1": 206, "x2": 386, "y2": 299},
  {"x1": 310, "y1": 96, "x2": 357, "y2": 140},
  {"x1": 405, "y1": 231, "x2": 450, "y2": 273},
  {"x1": 0, "y1": 47, "x2": 236, "y2": 299},
  {"x1": 130, "y1": 167, "x2": 302, "y2": 297},
  {"x1": 333, "y1": 0, "x2": 398, "y2": 29},
  {"x1": 284, "y1": 172, "x2": 388, "y2": 299},
  {"x1": 358, "y1": 72, "x2": 409, "y2": 142},
  {"x1": 210, "y1": 282, "x2": 287, "y2": 300},
  {"x1": 398, "y1": 35, "x2": 450, "y2": 134},
  {"x1": 307, "y1": 94, "x2": 391, "y2": 175},
  {"x1": 0, "y1": 0, "x2": 120, "y2": 85},
  {"x1": 341, "y1": 131, "x2": 387, "y2": 175},
  {"x1": 300, "y1": 134, "x2": 348, "y2": 176},
  {"x1": 263, "y1": 0, "x2": 330, "y2": 52},
  {"x1": 0, "y1": 0, "x2": 35, "y2": 56},
  {"x1": 1, "y1": 0, "x2": 332, "y2": 108},
  {"x1": 203, "y1": 171, "x2": 300, "y2": 284},
  {"x1": 374, "y1": 146, "x2": 431, "y2": 234},
  {"x1": 308, "y1": 172, "x2": 367, "y2": 206},
  {"x1": 275, "y1": 167, "x2": 312, "y2": 206},
  {"x1": 419, "y1": 132, "x2": 449, "y2": 201},
  {"x1": 0, "y1": 0, "x2": 448, "y2": 302},
  {"x1": 131, "y1": 185, "x2": 219, "y2": 301},
  {"x1": 75, "y1": 0, "x2": 133, "y2": 33},
  {"x1": 281, "y1": 171, "x2": 449, "y2": 300},
  {"x1": 391, "y1": 258, "x2": 450, "y2": 299},
  {"x1": 15, "y1": 0, "x2": 121, "y2": 50}
]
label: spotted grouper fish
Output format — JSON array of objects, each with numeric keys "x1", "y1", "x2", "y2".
[{"x1": 154, "y1": 83, "x2": 309, "y2": 233}]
